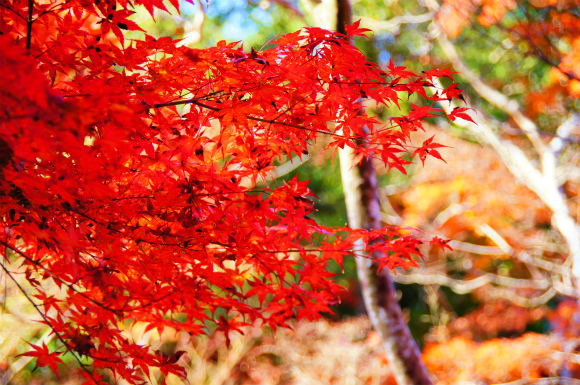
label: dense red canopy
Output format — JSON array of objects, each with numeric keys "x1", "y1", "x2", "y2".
[{"x1": 0, "y1": 1, "x2": 465, "y2": 382}]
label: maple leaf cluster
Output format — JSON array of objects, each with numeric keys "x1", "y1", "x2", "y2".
[{"x1": 0, "y1": 0, "x2": 469, "y2": 382}]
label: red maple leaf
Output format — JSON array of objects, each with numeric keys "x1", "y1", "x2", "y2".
[
  {"x1": 412, "y1": 135, "x2": 449, "y2": 165},
  {"x1": 343, "y1": 20, "x2": 372, "y2": 38},
  {"x1": 17, "y1": 342, "x2": 63, "y2": 379},
  {"x1": 449, "y1": 106, "x2": 477, "y2": 124},
  {"x1": 430, "y1": 236, "x2": 453, "y2": 251}
]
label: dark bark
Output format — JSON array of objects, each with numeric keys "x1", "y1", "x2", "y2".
[{"x1": 26, "y1": 0, "x2": 34, "y2": 50}]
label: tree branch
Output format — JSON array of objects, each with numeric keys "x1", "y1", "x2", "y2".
[
  {"x1": 392, "y1": 271, "x2": 557, "y2": 307},
  {"x1": 427, "y1": 73, "x2": 580, "y2": 296},
  {"x1": 26, "y1": 0, "x2": 34, "y2": 50},
  {"x1": 357, "y1": 12, "x2": 435, "y2": 35}
]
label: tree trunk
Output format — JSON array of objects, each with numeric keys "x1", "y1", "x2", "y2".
[
  {"x1": 339, "y1": 148, "x2": 433, "y2": 385},
  {"x1": 300, "y1": 1, "x2": 434, "y2": 384}
]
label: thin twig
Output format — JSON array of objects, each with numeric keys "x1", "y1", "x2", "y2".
[
  {"x1": 0, "y1": 2, "x2": 28, "y2": 22},
  {"x1": 0, "y1": 259, "x2": 99, "y2": 385}
]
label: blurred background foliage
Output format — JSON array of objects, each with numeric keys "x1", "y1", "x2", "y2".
[{"x1": 4, "y1": 0, "x2": 580, "y2": 383}]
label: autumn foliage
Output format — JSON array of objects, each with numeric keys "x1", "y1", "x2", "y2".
[
  {"x1": 0, "y1": 0, "x2": 469, "y2": 382},
  {"x1": 438, "y1": 0, "x2": 580, "y2": 99}
]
